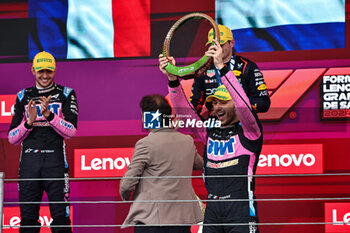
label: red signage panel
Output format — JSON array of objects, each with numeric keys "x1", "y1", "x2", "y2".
[
  {"x1": 257, "y1": 144, "x2": 323, "y2": 174},
  {"x1": 3, "y1": 206, "x2": 73, "y2": 233},
  {"x1": 325, "y1": 203, "x2": 350, "y2": 233},
  {"x1": 74, "y1": 148, "x2": 134, "y2": 178},
  {"x1": 0, "y1": 95, "x2": 16, "y2": 123}
]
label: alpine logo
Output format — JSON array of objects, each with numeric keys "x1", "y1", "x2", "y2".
[{"x1": 51, "y1": 94, "x2": 60, "y2": 99}]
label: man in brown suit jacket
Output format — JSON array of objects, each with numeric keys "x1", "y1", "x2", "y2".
[{"x1": 119, "y1": 94, "x2": 204, "y2": 233}]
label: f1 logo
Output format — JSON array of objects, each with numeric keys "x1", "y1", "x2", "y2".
[
  {"x1": 258, "y1": 68, "x2": 326, "y2": 121},
  {"x1": 143, "y1": 110, "x2": 161, "y2": 129}
]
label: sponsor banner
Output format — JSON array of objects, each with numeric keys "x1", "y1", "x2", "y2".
[
  {"x1": 321, "y1": 74, "x2": 350, "y2": 120},
  {"x1": 2, "y1": 206, "x2": 73, "y2": 233},
  {"x1": 0, "y1": 95, "x2": 16, "y2": 123},
  {"x1": 257, "y1": 144, "x2": 323, "y2": 174},
  {"x1": 74, "y1": 148, "x2": 134, "y2": 178},
  {"x1": 325, "y1": 203, "x2": 350, "y2": 233}
]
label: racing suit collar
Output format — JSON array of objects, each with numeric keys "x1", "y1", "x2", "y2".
[{"x1": 36, "y1": 83, "x2": 56, "y2": 94}]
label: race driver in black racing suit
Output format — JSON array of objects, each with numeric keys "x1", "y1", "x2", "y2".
[{"x1": 8, "y1": 51, "x2": 77, "y2": 233}]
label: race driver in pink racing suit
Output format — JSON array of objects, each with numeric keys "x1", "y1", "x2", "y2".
[{"x1": 159, "y1": 38, "x2": 263, "y2": 233}]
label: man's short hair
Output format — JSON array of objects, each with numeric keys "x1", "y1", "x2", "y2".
[{"x1": 140, "y1": 94, "x2": 172, "y2": 125}]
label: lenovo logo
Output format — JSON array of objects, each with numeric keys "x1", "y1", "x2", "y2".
[
  {"x1": 256, "y1": 144, "x2": 323, "y2": 174},
  {"x1": 0, "y1": 95, "x2": 16, "y2": 123},
  {"x1": 2, "y1": 206, "x2": 73, "y2": 233},
  {"x1": 81, "y1": 155, "x2": 130, "y2": 171},
  {"x1": 325, "y1": 203, "x2": 350, "y2": 232},
  {"x1": 74, "y1": 148, "x2": 134, "y2": 178},
  {"x1": 259, "y1": 153, "x2": 315, "y2": 167}
]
